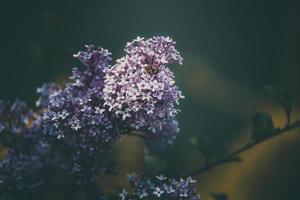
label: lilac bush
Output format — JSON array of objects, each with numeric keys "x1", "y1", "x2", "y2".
[{"x1": 0, "y1": 36, "x2": 199, "y2": 200}]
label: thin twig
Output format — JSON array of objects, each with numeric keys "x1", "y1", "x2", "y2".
[{"x1": 186, "y1": 119, "x2": 300, "y2": 177}]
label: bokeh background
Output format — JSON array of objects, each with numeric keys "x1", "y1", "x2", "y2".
[{"x1": 1, "y1": 0, "x2": 300, "y2": 199}]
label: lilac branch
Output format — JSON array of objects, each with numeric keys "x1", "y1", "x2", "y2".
[{"x1": 187, "y1": 119, "x2": 300, "y2": 177}]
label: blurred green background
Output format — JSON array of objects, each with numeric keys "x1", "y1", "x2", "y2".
[{"x1": 0, "y1": 0, "x2": 300, "y2": 199}]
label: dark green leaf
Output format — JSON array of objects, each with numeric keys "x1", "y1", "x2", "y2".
[
  {"x1": 210, "y1": 192, "x2": 229, "y2": 200},
  {"x1": 189, "y1": 137, "x2": 212, "y2": 159},
  {"x1": 189, "y1": 137, "x2": 198, "y2": 146},
  {"x1": 252, "y1": 112, "x2": 275, "y2": 141},
  {"x1": 144, "y1": 154, "x2": 166, "y2": 171}
]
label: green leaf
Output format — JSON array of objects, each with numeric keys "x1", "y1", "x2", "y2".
[
  {"x1": 189, "y1": 137, "x2": 212, "y2": 159},
  {"x1": 252, "y1": 112, "x2": 275, "y2": 141},
  {"x1": 264, "y1": 85, "x2": 292, "y2": 120},
  {"x1": 189, "y1": 137, "x2": 198, "y2": 145},
  {"x1": 144, "y1": 154, "x2": 166, "y2": 171},
  {"x1": 210, "y1": 192, "x2": 229, "y2": 200}
]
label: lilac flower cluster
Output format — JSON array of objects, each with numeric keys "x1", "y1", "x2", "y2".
[
  {"x1": 103, "y1": 36, "x2": 184, "y2": 145},
  {"x1": 41, "y1": 37, "x2": 184, "y2": 180},
  {"x1": 43, "y1": 45, "x2": 116, "y2": 141},
  {"x1": 0, "y1": 100, "x2": 47, "y2": 198},
  {"x1": 120, "y1": 174, "x2": 200, "y2": 200},
  {"x1": 42, "y1": 45, "x2": 121, "y2": 181}
]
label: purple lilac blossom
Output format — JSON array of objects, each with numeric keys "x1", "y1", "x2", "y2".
[
  {"x1": 103, "y1": 36, "x2": 184, "y2": 146},
  {"x1": 42, "y1": 45, "x2": 121, "y2": 181},
  {"x1": 120, "y1": 174, "x2": 200, "y2": 200},
  {"x1": 0, "y1": 100, "x2": 47, "y2": 198}
]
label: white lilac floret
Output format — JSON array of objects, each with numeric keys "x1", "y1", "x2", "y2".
[{"x1": 103, "y1": 36, "x2": 184, "y2": 145}]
